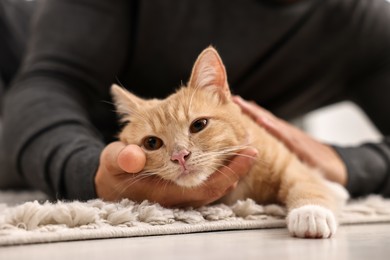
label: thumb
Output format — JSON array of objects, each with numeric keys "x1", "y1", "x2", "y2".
[
  {"x1": 101, "y1": 142, "x2": 146, "y2": 175},
  {"x1": 118, "y1": 144, "x2": 146, "y2": 173}
]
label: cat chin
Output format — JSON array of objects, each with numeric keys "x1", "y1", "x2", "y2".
[{"x1": 173, "y1": 172, "x2": 210, "y2": 188}]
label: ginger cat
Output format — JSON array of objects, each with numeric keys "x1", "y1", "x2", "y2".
[{"x1": 111, "y1": 47, "x2": 348, "y2": 238}]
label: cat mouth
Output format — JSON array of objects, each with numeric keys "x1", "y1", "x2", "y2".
[
  {"x1": 181, "y1": 169, "x2": 190, "y2": 175},
  {"x1": 173, "y1": 167, "x2": 211, "y2": 188},
  {"x1": 176, "y1": 161, "x2": 198, "y2": 176},
  {"x1": 176, "y1": 168, "x2": 192, "y2": 179}
]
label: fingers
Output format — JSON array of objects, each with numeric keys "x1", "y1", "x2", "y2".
[
  {"x1": 232, "y1": 95, "x2": 276, "y2": 129},
  {"x1": 233, "y1": 96, "x2": 306, "y2": 164},
  {"x1": 186, "y1": 148, "x2": 257, "y2": 206},
  {"x1": 118, "y1": 144, "x2": 146, "y2": 173},
  {"x1": 100, "y1": 142, "x2": 126, "y2": 174},
  {"x1": 233, "y1": 95, "x2": 292, "y2": 146},
  {"x1": 233, "y1": 96, "x2": 348, "y2": 187},
  {"x1": 101, "y1": 142, "x2": 146, "y2": 175},
  {"x1": 232, "y1": 95, "x2": 266, "y2": 116}
]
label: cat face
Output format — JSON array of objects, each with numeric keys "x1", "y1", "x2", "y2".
[{"x1": 111, "y1": 47, "x2": 247, "y2": 187}]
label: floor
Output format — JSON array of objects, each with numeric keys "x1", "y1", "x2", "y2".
[{"x1": 1, "y1": 223, "x2": 389, "y2": 260}]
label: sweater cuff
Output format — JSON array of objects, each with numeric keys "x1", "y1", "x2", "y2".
[
  {"x1": 333, "y1": 144, "x2": 390, "y2": 197},
  {"x1": 63, "y1": 145, "x2": 102, "y2": 200}
]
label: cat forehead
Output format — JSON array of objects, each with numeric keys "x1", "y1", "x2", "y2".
[
  {"x1": 163, "y1": 87, "x2": 215, "y2": 115},
  {"x1": 142, "y1": 89, "x2": 210, "y2": 129},
  {"x1": 155, "y1": 93, "x2": 192, "y2": 122}
]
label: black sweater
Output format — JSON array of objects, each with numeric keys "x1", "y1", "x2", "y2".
[{"x1": 2, "y1": 0, "x2": 390, "y2": 199}]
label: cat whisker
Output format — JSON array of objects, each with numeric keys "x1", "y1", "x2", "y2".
[
  {"x1": 113, "y1": 171, "x2": 162, "y2": 196},
  {"x1": 204, "y1": 152, "x2": 257, "y2": 160},
  {"x1": 195, "y1": 146, "x2": 269, "y2": 167},
  {"x1": 209, "y1": 163, "x2": 237, "y2": 177},
  {"x1": 115, "y1": 77, "x2": 126, "y2": 89},
  {"x1": 149, "y1": 176, "x2": 177, "y2": 204},
  {"x1": 207, "y1": 145, "x2": 254, "y2": 154},
  {"x1": 113, "y1": 174, "x2": 151, "y2": 195}
]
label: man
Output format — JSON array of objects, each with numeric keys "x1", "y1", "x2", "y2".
[{"x1": 1, "y1": 0, "x2": 390, "y2": 206}]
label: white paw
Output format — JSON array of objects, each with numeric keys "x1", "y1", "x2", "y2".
[{"x1": 287, "y1": 205, "x2": 337, "y2": 239}]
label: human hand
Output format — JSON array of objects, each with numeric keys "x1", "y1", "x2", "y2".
[
  {"x1": 95, "y1": 141, "x2": 257, "y2": 207},
  {"x1": 233, "y1": 96, "x2": 347, "y2": 186}
]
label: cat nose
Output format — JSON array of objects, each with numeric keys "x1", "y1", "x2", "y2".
[{"x1": 171, "y1": 149, "x2": 191, "y2": 166}]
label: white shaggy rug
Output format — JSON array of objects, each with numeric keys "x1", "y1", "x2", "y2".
[{"x1": 1, "y1": 190, "x2": 390, "y2": 246}]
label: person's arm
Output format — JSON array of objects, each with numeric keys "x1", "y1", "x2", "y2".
[
  {"x1": 233, "y1": 96, "x2": 347, "y2": 186},
  {"x1": 3, "y1": 0, "x2": 131, "y2": 199},
  {"x1": 233, "y1": 95, "x2": 390, "y2": 198},
  {"x1": 234, "y1": 0, "x2": 390, "y2": 198},
  {"x1": 333, "y1": 0, "x2": 390, "y2": 198},
  {"x1": 333, "y1": 65, "x2": 390, "y2": 197},
  {"x1": 3, "y1": 0, "x2": 255, "y2": 204}
]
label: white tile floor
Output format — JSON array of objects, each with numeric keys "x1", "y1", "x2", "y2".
[{"x1": 1, "y1": 224, "x2": 390, "y2": 260}]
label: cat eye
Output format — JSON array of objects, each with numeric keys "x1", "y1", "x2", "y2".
[
  {"x1": 142, "y1": 136, "x2": 164, "y2": 150},
  {"x1": 190, "y1": 118, "x2": 208, "y2": 133}
]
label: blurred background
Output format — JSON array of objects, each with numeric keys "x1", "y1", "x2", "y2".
[
  {"x1": 303, "y1": 101, "x2": 382, "y2": 146},
  {"x1": 0, "y1": 0, "x2": 385, "y2": 148}
]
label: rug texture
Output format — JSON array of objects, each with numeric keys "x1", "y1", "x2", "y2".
[{"x1": 1, "y1": 190, "x2": 390, "y2": 246}]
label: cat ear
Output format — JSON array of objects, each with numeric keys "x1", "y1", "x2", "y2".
[
  {"x1": 188, "y1": 46, "x2": 230, "y2": 102},
  {"x1": 110, "y1": 84, "x2": 144, "y2": 118}
]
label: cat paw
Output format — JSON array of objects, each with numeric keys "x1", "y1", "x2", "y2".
[{"x1": 287, "y1": 205, "x2": 337, "y2": 239}]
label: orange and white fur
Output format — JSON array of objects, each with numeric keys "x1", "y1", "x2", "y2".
[{"x1": 111, "y1": 47, "x2": 348, "y2": 238}]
